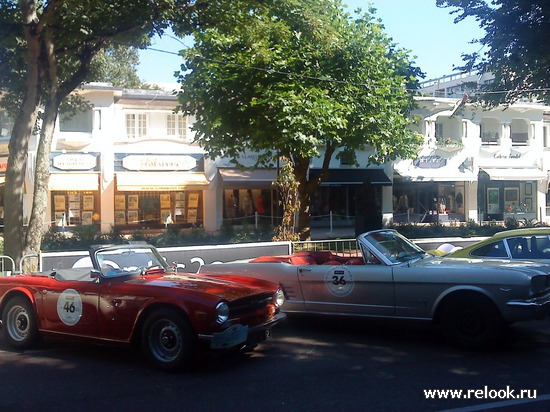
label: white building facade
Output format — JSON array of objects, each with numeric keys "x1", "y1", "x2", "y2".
[
  {"x1": 1, "y1": 77, "x2": 550, "y2": 234},
  {"x1": 394, "y1": 74, "x2": 550, "y2": 225}
]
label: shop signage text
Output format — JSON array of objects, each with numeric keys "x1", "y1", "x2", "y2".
[
  {"x1": 493, "y1": 153, "x2": 522, "y2": 159},
  {"x1": 413, "y1": 155, "x2": 447, "y2": 169},
  {"x1": 122, "y1": 155, "x2": 197, "y2": 171},
  {"x1": 53, "y1": 154, "x2": 98, "y2": 170}
]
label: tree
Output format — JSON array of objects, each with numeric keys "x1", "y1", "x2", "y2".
[
  {"x1": 0, "y1": 0, "x2": 192, "y2": 265},
  {"x1": 90, "y1": 45, "x2": 144, "y2": 89},
  {"x1": 177, "y1": 0, "x2": 422, "y2": 239},
  {"x1": 437, "y1": 0, "x2": 550, "y2": 104},
  {"x1": 272, "y1": 158, "x2": 300, "y2": 242}
]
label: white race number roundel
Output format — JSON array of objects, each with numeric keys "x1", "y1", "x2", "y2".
[
  {"x1": 324, "y1": 266, "x2": 355, "y2": 297},
  {"x1": 57, "y1": 289, "x2": 83, "y2": 326}
]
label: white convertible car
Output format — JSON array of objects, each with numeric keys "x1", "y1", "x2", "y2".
[{"x1": 199, "y1": 229, "x2": 550, "y2": 348}]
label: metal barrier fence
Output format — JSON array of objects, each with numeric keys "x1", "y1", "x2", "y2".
[
  {"x1": 0, "y1": 255, "x2": 16, "y2": 276},
  {"x1": 0, "y1": 236, "x2": 486, "y2": 276},
  {"x1": 292, "y1": 238, "x2": 360, "y2": 258},
  {"x1": 0, "y1": 253, "x2": 40, "y2": 275}
]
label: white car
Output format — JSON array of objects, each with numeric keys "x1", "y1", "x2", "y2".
[{"x1": 199, "y1": 229, "x2": 550, "y2": 348}]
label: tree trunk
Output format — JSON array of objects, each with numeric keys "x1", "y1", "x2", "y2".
[
  {"x1": 4, "y1": 108, "x2": 39, "y2": 266},
  {"x1": 4, "y1": 5, "x2": 42, "y2": 266},
  {"x1": 22, "y1": 19, "x2": 64, "y2": 263},
  {"x1": 23, "y1": 96, "x2": 59, "y2": 262},
  {"x1": 293, "y1": 143, "x2": 336, "y2": 241},
  {"x1": 293, "y1": 156, "x2": 315, "y2": 241}
]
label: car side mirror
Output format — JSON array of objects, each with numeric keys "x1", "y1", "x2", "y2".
[{"x1": 90, "y1": 269, "x2": 101, "y2": 280}]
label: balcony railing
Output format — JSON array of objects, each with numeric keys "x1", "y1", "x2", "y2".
[{"x1": 511, "y1": 132, "x2": 528, "y2": 145}]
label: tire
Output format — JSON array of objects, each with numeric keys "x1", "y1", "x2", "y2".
[
  {"x1": 2, "y1": 296, "x2": 39, "y2": 350},
  {"x1": 141, "y1": 308, "x2": 194, "y2": 371},
  {"x1": 439, "y1": 295, "x2": 504, "y2": 349}
]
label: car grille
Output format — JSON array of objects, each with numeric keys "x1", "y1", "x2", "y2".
[
  {"x1": 228, "y1": 292, "x2": 274, "y2": 326},
  {"x1": 229, "y1": 292, "x2": 272, "y2": 314}
]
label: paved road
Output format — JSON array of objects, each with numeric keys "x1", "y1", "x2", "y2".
[{"x1": 1, "y1": 316, "x2": 549, "y2": 412}]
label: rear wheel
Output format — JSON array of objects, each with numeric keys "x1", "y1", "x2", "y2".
[
  {"x1": 141, "y1": 308, "x2": 194, "y2": 371},
  {"x1": 2, "y1": 296, "x2": 39, "y2": 350},
  {"x1": 439, "y1": 295, "x2": 504, "y2": 349}
]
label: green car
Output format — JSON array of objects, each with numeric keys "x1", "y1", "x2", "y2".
[{"x1": 448, "y1": 227, "x2": 550, "y2": 260}]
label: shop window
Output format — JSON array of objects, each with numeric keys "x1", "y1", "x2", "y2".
[
  {"x1": 223, "y1": 189, "x2": 272, "y2": 225},
  {"x1": 481, "y1": 130, "x2": 499, "y2": 144},
  {"x1": 59, "y1": 108, "x2": 93, "y2": 133},
  {"x1": 126, "y1": 113, "x2": 147, "y2": 139},
  {"x1": 310, "y1": 186, "x2": 358, "y2": 225},
  {"x1": 167, "y1": 114, "x2": 187, "y2": 139},
  {"x1": 511, "y1": 132, "x2": 528, "y2": 145},
  {"x1": 511, "y1": 119, "x2": 528, "y2": 145},
  {"x1": 52, "y1": 191, "x2": 99, "y2": 227},
  {"x1": 115, "y1": 191, "x2": 203, "y2": 228},
  {"x1": 0, "y1": 110, "x2": 14, "y2": 137},
  {"x1": 435, "y1": 123, "x2": 443, "y2": 140}
]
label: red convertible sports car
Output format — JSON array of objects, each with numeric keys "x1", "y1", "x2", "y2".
[{"x1": 0, "y1": 243, "x2": 286, "y2": 371}]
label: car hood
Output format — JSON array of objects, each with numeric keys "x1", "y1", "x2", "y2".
[
  {"x1": 128, "y1": 272, "x2": 272, "y2": 301},
  {"x1": 410, "y1": 255, "x2": 550, "y2": 276}
]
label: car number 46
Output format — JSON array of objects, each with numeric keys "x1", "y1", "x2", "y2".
[{"x1": 56, "y1": 289, "x2": 83, "y2": 326}]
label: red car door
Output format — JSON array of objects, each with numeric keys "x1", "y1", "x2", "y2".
[
  {"x1": 40, "y1": 279, "x2": 100, "y2": 337},
  {"x1": 96, "y1": 280, "x2": 153, "y2": 341}
]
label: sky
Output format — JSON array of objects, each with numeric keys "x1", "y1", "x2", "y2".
[{"x1": 137, "y1": 0, "x2": 484, "y2": 84}]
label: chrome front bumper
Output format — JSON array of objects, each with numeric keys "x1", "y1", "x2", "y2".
[
  {"x1": 506, "y1": 290, "x2": 550, "y2": 320},
  {"x1": 198, "y1": 312, "x2": 287, "y2": 349}
]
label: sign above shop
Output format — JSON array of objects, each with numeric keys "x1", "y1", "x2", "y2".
[
  {"x1": 122, "y1": 155, "x2": 197, "y2": 171},
  {"x1": 52, "y1": 153, "x2": 98, "y2": 170},
  {"x1": 493, "y1": 153, "x2": 522, "y2": 159},
  {"x1": 413, "y1": 155, "x2": 447, "y2": 169}
]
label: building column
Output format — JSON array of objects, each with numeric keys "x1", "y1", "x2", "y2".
[
  {"x1": 203, "y1": 185, "x2": 217, "y2": 232},
  {"x1": 466, "y1": 181, "x2": 479, "y2": 222}
]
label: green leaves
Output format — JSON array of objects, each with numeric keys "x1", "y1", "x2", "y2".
[
  {"x1": 179, "y1": 0, "x2": 421, "y2": 167},
  {"x1": 437, "y1": 0, "x2": 550, "y2": 104}
]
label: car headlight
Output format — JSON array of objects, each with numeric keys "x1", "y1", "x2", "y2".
[
  {"x1": 215, "y1": 301, "x2": 229, "y2": 324},
  {"x1": 274, "y1": 288, "x2": 285, "y2": 308}
]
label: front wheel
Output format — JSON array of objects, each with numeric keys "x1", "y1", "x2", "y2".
[
  {"x1": 439, "y1": 295, "x2": 504, "y2": 349},
  {"x1": 2, "y1": 296, "x2": 39, "y2": 350},
  {"x1": 141, "y1": 309, "x2": 194, "y2": 371}
]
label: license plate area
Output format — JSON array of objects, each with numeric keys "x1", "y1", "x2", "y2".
[{"x1": 211, "y1": 324, "x2": 249, "y2": 349}]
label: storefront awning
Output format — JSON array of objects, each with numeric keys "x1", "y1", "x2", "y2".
[
  {"x1": 394, "y1": 152, "x2": 477, "y2": 182},
  {"x1": 309, "y1": 168, "x2": 392, "y2": 186},
  {"x1": 116, "y1": 172, "x2": 209, "y2": 191},
  {"x1": 395, "y1": 166, "x2": 477, "y2": 182},
  {"x1": 49, "y1": 173, "x2": 99, "y2": 190},
  {"x1": 481, "y1": 167, "x2": 547, "y2": 181},
  {"x1": 219, "y1": 168, "x2": 277, "y2": 188}
]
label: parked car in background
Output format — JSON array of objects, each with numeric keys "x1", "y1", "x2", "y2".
[
  {"x1": 447, "y1": 227, "x2": 550, "y2": 261},
  {"x1": 0, "y1": 243, "x2": 286, "y2": 371},
  {"x1": 199, "y1": 229, "x2": 550, "y2": 348}
]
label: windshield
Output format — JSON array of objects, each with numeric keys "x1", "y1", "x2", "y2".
[
  {"x1": 364, "y1": 230, "x2": 425, "y2": 264},
  {"x1": 94, "y1": 246, "x2": 167, "y2": 277}
]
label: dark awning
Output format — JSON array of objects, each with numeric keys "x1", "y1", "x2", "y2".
[
  {"x1": 480, "y1": 167, "x2": 547, "y2": 181},
  {"x1": 309, "y1": 168, "x2": 392, "y2": 186},
  {"x1": 218, "y1": 168, "x2": 277, "y2": 188}
]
